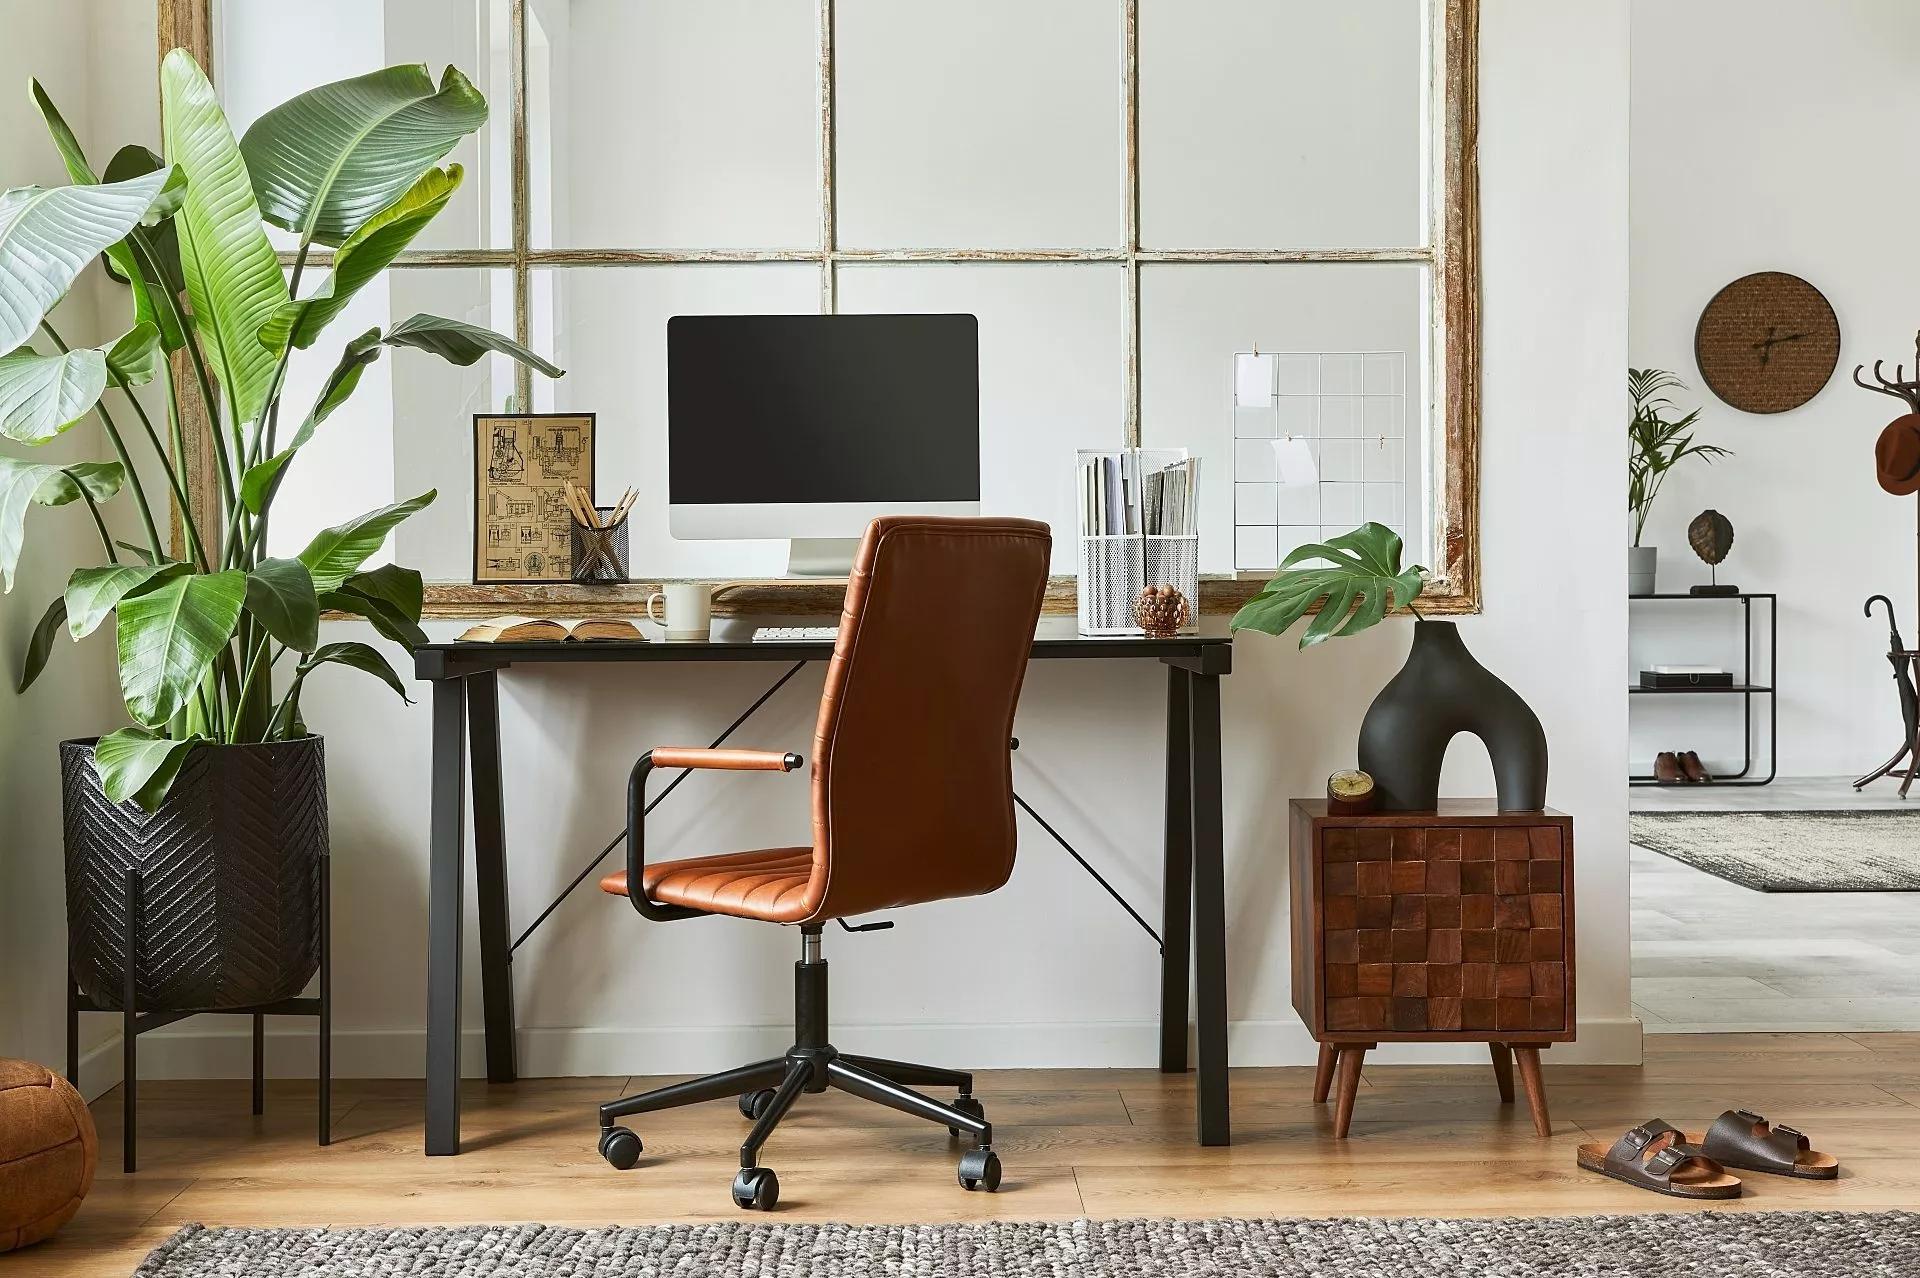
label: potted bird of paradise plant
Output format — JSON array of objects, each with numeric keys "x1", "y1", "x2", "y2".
[{"x1": 5, "y1": 52, "x2": 561, "y2": 1012}]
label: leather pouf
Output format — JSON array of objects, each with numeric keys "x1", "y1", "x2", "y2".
[{"x1": 0, "y1": 1059, "x2": 97, "y2": 1252}]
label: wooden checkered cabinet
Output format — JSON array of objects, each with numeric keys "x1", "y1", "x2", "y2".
[{"x1": 1289, "y1": 800, "x2": 1575, "y2": 1138}]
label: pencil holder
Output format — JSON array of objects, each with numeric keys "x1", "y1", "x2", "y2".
[{"x1": 570, "y1": 509, "x2": 628, "y2": 583}]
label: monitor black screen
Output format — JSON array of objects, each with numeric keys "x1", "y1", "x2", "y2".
[{"x1": 667, "y1": 313, "x2": 981, "y2": 505}]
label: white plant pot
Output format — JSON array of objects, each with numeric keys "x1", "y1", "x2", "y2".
[{"x1": 1627, "y1": 545, "x2": 1657, "y2": 597}]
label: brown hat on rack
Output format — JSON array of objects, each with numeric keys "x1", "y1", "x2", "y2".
[{"x1": 1876, "y1": 414, "x2": 1920, "y2": 496}]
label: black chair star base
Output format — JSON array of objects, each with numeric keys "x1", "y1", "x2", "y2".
[{"x1": 595, "y1": 925, "x2": 999, "y2": 1211}]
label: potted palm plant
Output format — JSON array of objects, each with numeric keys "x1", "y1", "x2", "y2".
[
  {"x1": 1628, "y1": 369, "x2": 1728, "y2": 596},
  {"x1": 5, "y1": 53, "x2": 561, "y2": 1012}
]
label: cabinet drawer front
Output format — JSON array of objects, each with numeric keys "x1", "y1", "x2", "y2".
[{"x1": 1322, "y1": 825, "x2": 1567, "y2": 1034}]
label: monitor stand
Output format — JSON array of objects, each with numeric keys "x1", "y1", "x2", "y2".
[{"x1": 786, "y1": 537, "x2": 859, "y2": 577}]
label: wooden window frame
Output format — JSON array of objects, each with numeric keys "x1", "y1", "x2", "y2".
[{"x1": 162, "y1": 0, "x2": 1480, "y2": 619}]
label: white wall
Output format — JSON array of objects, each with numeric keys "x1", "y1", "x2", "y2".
[
  {"x1": 4, "y1": 0, "x2": 1637, "y2": 1090},
  {"x1": 0, "y1": 0, "x2": 156, "y2": 1070},
  {"x1": 1630, "y1": 0, "x2": 1920, "y2": 778}
]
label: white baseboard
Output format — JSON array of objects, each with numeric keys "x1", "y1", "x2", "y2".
[{"x1": 95, "y1": 1015, "x2": 1644, "y2": 1087}]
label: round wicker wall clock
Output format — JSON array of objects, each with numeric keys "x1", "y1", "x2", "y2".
[{"x1": 1694, "y1": 271, "x2": 1840, "y2": 414}]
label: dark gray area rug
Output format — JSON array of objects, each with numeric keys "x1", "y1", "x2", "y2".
[
  {"x1": 135, "y1": 1213, "x2": 1920, "y2": 1277},
  {"x1": 1630, "y1": 809, "x2": 1920, "y2": 892}
]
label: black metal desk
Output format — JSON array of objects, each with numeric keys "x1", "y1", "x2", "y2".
[{"x1": 412, "y1": 632, "x2": 1235, "y2": 1155}]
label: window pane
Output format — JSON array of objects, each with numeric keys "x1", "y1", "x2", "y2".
[
  {"x1": 537, "y1": 265, "x2": 823, "y2": 580},
  {"x1": 837, "y1": 263, "x2": 1127, "y2": 573},
  {"x1": 835, "y1": 0, "x2": 1122, "y2": 249},
  {"x1": 262, "y1": 268, "x2": 515, "y2": 581},
  {"x1": 216, "y1": 0, "x2": 506, "y2": 251},
  {"x1": 529, "y1": 0, "x2": 821, "y2": 249},
  {"x1": 1139, "y1": 263, "x2": 1431, "y2": 575},
  {"x1": 1139, "y1": 0, "x2": 1427, "y2": 249}
]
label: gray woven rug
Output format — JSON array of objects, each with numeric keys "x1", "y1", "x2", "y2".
[
  {"x1": 135, "y1": 1213, "x2": 1920, "y2": 1277},
  {"x1": 1630, "y1": 809, "x2": 1920, "y2": 891}
]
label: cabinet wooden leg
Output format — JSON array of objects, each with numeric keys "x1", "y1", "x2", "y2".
[
  {"x1": 1331, "y1": 1044, "x2": 1369, "y2": 1138},
  {"x1": 1513, "y1": 1045, "x2": 1551, "y2": 1136},
  {"x1": 1489, "y1": 1042, "x2": 1514, "y2": 1103},
  {"x1": 1312, "y1": 1042, "x2": 1336, "y2": 1104}
]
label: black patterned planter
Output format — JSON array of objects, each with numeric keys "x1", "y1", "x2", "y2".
[{"x1": 61, "y1": 736, "x2": 328, "y2": 1012}]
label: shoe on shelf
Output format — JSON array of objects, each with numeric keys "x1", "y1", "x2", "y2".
[
  {"x1": 1679, "y1": 750, "x2": 1713, "y2": 783},
  {"x1": 1654, "y1": 751, "x2": 1686, "y2": 784}
]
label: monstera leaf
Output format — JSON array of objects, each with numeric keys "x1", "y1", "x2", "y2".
[
  {"x1": 240, "y1": 63, "x2": 485, "y2": 247},
  {"x1": 1229, "y1": 522, "x2": 1427, "y2": 649}
]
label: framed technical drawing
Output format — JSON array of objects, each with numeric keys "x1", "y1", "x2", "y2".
[{"x1": 473, "y1": 413, "x2": 597, "y2": 584}]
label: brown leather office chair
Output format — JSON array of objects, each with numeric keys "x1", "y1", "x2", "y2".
[{"x1": 595, "y1": 515, "x2": 1051, "y2": 1210}]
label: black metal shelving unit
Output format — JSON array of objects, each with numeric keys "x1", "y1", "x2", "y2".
[{"x1": 1628, "y1": 592, "x2": 1777, "y2": 786}]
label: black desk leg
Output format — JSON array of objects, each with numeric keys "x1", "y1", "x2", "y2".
[
  {"x1": 1159, "y1": 665, "x2": 1193, "y2": 1073},
  {"x1": 425, "y1": 675, "x2": 467, "y2": 1156},
  {"x1": 1189, "y1": 671, "x2": 1231, "y2": 1147},
  {"x1": 467, "y1": 671, "x2": 518, "y2": 1085}
]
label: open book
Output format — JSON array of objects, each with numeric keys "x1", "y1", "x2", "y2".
[{"x1": 459, "y1": 616, "x2": 645, "y2": 643}]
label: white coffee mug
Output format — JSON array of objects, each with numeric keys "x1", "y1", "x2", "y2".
[{"x1": 647, "y1": 582, "x2": 712, "y2": 641}]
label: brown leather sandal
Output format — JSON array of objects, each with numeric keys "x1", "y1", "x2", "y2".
[
  {"x1": 1575, "y1": 1120, "x2": 1742, "y2": 1199},
  {"x1": 1686, "y1": 1110, "x2": 1839, "y2": 1180}
]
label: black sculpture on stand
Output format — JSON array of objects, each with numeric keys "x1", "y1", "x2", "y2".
[{"x1": 1357, "y1": 620, "x2": 1550, "y2": 812}]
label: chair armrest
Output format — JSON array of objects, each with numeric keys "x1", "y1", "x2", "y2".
[
  {"x1": 649, "y1": 747, "x2": 803, "y2": 772},
  {"x1": 621, "y1": 746, "x2": 805, "y2": 921}
]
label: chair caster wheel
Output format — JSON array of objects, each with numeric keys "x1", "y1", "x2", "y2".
[
  {"x1": 598, "y1": 1126, "x2": 642, "y2": 1170},
  {"x1": 732, "y1": 1166, "x2": 780, "y2": 1211},
  {"x1": 947, "y1": 1094, "x2": 985, "y2": 1139},
  {"x1": 958, "y1": 1148, "x2": 1001, "y2": 1192},
  {"x1": 738, "y1": 1089, "x2": 777, "y2": 1121}
]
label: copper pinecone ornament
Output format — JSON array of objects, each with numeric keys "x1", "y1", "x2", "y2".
[{"x1": 1132, "y1": 585, "x2": 1190, "y2": 637}]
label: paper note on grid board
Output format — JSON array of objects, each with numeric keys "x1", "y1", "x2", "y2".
[
  {"x1": 1272, "y1": 436, "x2": 1318, "y2": 488},
  {"x1": 1235, "y1": 352, "x2": 1276, "y2": 407}
]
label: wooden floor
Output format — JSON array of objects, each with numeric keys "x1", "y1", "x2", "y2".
[{"x1": 30, "y1": 1033, "x2": 1920, "y2": 1276}]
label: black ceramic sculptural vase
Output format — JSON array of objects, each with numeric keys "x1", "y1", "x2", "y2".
[{"x1": 1357, "y1": 619, "x2": 1549, "y2": 812}]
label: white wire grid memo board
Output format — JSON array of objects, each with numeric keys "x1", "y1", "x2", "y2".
[{"x1": 1232, "y1": 351, "x2": 1415, "y2": 574}]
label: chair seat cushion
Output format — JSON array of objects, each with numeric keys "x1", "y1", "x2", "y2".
[{"x1": 599, "y1": 847, "x2": 817, "y2": 922}]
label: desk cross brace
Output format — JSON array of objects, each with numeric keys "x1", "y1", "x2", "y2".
[{"x1": 506, "y1": 660, "x2": 1163, "y2": 957}]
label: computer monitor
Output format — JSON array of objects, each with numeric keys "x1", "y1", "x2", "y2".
[{"x1": 667, "y1": 313, "x2": 982, "y2": 574}]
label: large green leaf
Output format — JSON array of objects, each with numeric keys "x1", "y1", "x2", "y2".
[
  {"x1": 241, "y1": 328, "x2": 384, "y2": 514},
  {"x1": 17, "y1": 593, "x2": 66, "y2": 692},
  {"x1": 245, "y1": 556, "x2": 319, "y2": 652},
  {"x1": 114, "y1": 568, "x2": 246, "y2": 725},
  {"x1": 0, "y1": 455, "x2": 62, "y2": 591},
  {"x1": 297, "y1": 489, "x2": 436, "y2": 591},
  {"x1": 242, "y1": 64, "x2": 485, "y2": 248},
  {"x1": 0, "y1": 168, "x2": 171, "y2": 356},
  {"x1": 321, "y1": 564, "x2": 427, "y2": 648},
  {"x1": 93, "y1": 726, "x2": 203, "y2": 811},
  {"x1": 1229, "y1": 522, "x2": 1427, "y2": 650},
  {"x1": 101, "y1": 147, "x2": 188, "y2": 351},
  {"x1": 385, "y1": 314, "x2": 563, "y2": 377},
  {"x1": 66, "y1": 561, "x2": 190, "y2": 638},
  {"x1": 161, "y1": 48, "x2": 289, "y2": 427},
  {"x1": 261, "y1": 166, "x2": 461, "y2": 353},
  {"x1": 30, "y1": 83, "x2": 186, "y2": 351},
  {"x1": 33, "y1": 461, "x2": 126, "y2": 508},
  {"x1": 298, "y1": 639, "x2": 409, "y2": 701},
  {"x1": 105, "y1": 322, "x2": 161, "y2": 386},
  {"x1": 0, "y1": 346, "x2": 105, "y2": 444}
]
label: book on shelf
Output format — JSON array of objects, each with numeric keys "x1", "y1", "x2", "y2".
[
  {"x1": 1077, "y1": 454, "x2": 1197, "y2": 538},
  {"x1": 459, "y1": 616, "x2": 645, "y2": 643}
]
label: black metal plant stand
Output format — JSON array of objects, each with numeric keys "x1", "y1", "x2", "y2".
[
  {"x1": 1628, "y1": 592, "x2": 1778, "y2": 786},
  {"x1": 66, "y1": 858, "x2": 332, "y2": 1173}
]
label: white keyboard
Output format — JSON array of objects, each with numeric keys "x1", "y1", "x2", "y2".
[{"x1": 752, "y1": 626, "x2": 839, "y2": 643}]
